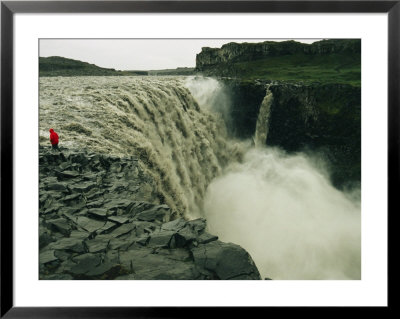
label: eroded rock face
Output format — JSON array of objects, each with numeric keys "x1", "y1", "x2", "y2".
[
  {"x1": 39, "y1": 146, "x2": 262, "y2": 280},
  {"x1": 219, "y1": 79, "x2": 361, "y2": 189},
  {"x1": 196, "y1": 39, "x2": 361, "y2": 72},
  {"x1": 266, "y1": 83, "x2": 361, "y2": 188}
]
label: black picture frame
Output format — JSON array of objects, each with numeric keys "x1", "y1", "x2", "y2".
[{"x1": 1, "y1": 0, "x2": 396, "y2": 317}]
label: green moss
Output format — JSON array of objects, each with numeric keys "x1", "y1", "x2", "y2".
[{"x1": 208, "y1": 53, "x2": 361, "y2": 87}]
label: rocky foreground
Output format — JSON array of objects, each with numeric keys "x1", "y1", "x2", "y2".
[{"x1": 39, "y1": 146, "x2": 261, "y2": 280}]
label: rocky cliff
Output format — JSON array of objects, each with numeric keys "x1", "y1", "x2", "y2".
[
  {"x1": 196, "y1": 39, "x2": 360, "y2": 72},
  {"x1": 194, "y1": 39, "x2": 361, "y2": 189},
  {"x1": 220, "y1": 79, "x2": 360, "y2": 189},
  {"x1": 39, "y1": 146, "x2": 261, "y2": 280},
  {"x1": 196, "y1": 40, "x2": 361, "y2": 87}
]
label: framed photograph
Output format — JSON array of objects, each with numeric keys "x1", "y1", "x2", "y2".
[{"x1": 1, "y1": 0, "x2": 396, "y2": 316}]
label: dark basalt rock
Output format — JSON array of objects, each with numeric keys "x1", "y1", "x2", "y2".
[
  {"x1": 191, "y1": 241, "x2": 261, "y2": 280},
  {"x1": 48, "y1": 237, "x2": 86, "y2": 254},
  {"x1": 39, "y1": 146, "x2": 263, "y2": 280},
  {"x1": 161, "y1": 218, "x2": 186, "y2": 232},
  {"x1": 107, "y1": 216, "x2": 129, "y2": 224},
  {"x1": 88, "y1": 208, "x2": 109, "y2": 219},
  {"x1": 39, "y1": 250, "x2": 58, "y2": 264},
  {"x1": 148, "y1": 230, "x2": 175, "y2": 248},
  {"x1": 39, "y1": 229, "x2": 56, "y2": 249},
  {"x1": 135, "y1": 204, "x2": 171, "y2": 222},
  {"x1": 46, "y1": 217, "x2": 71, "y2": 236}
]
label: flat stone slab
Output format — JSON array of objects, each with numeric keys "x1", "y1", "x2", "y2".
[
  {"x1": 109, "y1": 236, "x2": 137, "y2": 250},
  {"x1": 48, "y1": 237, "x2": 85, "y2": 253},
  {"x1": 56, "y1": 170, "x2": 80, "y2": 179},
  {"x1": 63, "y1": 193, "x2": 81, "y2": 201},
  {"x1": 85, "y1": 237, "x2": 110, "y2": 253},
  {"x1": 70, "y1": 182, "x2": 97, "y2": 193},
  {"x1": 40, "y1": 250, "x2": 58, "y2": 264},
  {"x1": 161, "y1": 218, "x2": 186, "y2": 232},
  {"x1": 47, "y1": 218, "x2": 71, "y2": 236},
  {"x1": 107, "y1": 216, "x2": 129, "y2": 224},
  {"x1": 88, "y1": 208, "x2": 109, "y2": 219},
  {"x1": 148, "y1": 230, "x2": 175, "y2": 248},
  {"x1": 69, "y1": 230, "x2": 90, "y2": 239},
  {"x1": 75, "y1": 216, "x2": 106, "y2": 233},
  {"x1": 86, "y1": 200, "x2": 105, "y2": 209},
  {"x1": 46, "y1": 183, "x2": 68, "y2": 192},
  {"x1": 135, "y1": 205, "x2": 170, "y2": 222},
  {"x1": 109, "y1": 223, "x2": 136, "y2": 238},
  {"x1": 96, "y1": 221, "x2": 118, "y2": 234},
  {"x1": 198, "y1": 232, "x2": 218, "y2": 245}
]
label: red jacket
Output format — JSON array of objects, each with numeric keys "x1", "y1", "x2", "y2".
[{"x1": 49, "y1": 128, "x2": 59, "y2": 145}]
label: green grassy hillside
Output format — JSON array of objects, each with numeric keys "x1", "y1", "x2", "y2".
[{"x1": 208, "y1": 53, "x2": 361, "y2": 87}]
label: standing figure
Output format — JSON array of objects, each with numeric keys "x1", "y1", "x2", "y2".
[{"x1": 49, "y1": 128, "x2": 59, "y2": 150}]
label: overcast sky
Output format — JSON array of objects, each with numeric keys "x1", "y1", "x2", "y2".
[{"x1": 39, "y1": 39, "x2": 321, "y2": 71}]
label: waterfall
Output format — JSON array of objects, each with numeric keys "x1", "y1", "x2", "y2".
[
  {"x1": 39, "y1": 76, "x2": 244, "y2": 218},
  {"x1": 254, "y1": 86, "x2": 273, "y2": 147},
  {"x1": 40, "y1": 75, "x2": 360, "y2": 279}
]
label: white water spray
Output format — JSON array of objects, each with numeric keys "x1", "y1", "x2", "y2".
[
  {"x1": 203, "y1": 143, "x2": 361, "y2": 280},
  {"x1": 254, "y1": 87, "x2": 273, "y2": 147}
]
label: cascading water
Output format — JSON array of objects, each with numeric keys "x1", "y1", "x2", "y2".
[
  {"x1": 39, "y1": 76, "x2": 244, "y2": 218},
  {"x1": 254, "y1": 86, "x2": 273, "y2": 147},
  {"x1": 40, "y1": 75, "x2": 361, "y2": 280}
]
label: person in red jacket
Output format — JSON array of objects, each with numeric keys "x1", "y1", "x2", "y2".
[{"x1": 49, "y1": 128, "x2": 59, "y2": 150}]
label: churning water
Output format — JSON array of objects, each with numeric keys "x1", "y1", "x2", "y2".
[{"x1": 40, "y1": 75, "x2": 361, "y2": 279}]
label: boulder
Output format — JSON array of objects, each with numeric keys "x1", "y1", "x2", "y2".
[
  {"x1": 186, "y1": 218, "x2": 206, "y2": 234},
  {"x1": 191, "y1": 240, "x2": 261, "y2": 280},
  {"x1": 173, "y1": 225, "x2": 198, "y2": 248}
]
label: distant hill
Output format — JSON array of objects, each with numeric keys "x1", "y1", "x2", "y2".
[
  {"x1": 39, "y1": 56, "x2": 148, "y2": 77},
  {"x1": 147, "y1": 67, "x2": 195, "y2": 76}
]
